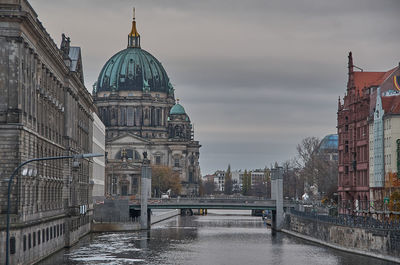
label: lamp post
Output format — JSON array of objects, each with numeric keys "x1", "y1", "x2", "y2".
[{"x1": 5, "y1": 153, "x2": 103, "y2": 265}]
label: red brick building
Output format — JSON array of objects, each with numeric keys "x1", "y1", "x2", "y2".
[{"x1": 337, "y1": 52, "x2": 397, "y2": 213}]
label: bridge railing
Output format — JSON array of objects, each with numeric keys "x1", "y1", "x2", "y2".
[
  {"x1": 131, "y1": 197, "x2": 272, "y2": 204},
  {"x1": 93, "y1": 215, "x2": 139, "y2": 223},
  {"x1": 128, "y1": 197, "x2": 295, "y2": 208},
  {"x1": 289, "y1": 209, "x2": 400, "y2": 231},
  {"x1": 292, "y1": 199, "x2": 400, "y2": 216}
]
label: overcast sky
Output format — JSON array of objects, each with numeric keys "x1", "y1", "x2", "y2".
[{"x1": 30, "y1": 0, "x2": 400, "y2": 174}]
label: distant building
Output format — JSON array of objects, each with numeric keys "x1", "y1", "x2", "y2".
[
  {"x1": 250, "y1": 170, "x2": 266, "y2": 188},
  {"x1": 203, "y1": 174, "x2": 215, "y2": 183},
  {"x1": 210, "y1": 169, "x2": 268, "y2": 194},
  {"x1": 214, "y1": 170, "x2": 226, "y2": 192},
  {"x1": 337, "y1": 52, "x2": 400, "y2": 212},
  {"x1": 231, "y1": 171, "x2": 241, "y2": 192},
  {"x1": 369, "y1": 89, "x2": 400, "y2": 202},
  {"x1": 318, "y1": 134, "x2": 338, "y2": 161},
  {"x1": 93, "y1": 13, "x2": 201, "y2": 196},
  {"x1": 92, "y1": 113, "x2": 106, "y2": 201}
]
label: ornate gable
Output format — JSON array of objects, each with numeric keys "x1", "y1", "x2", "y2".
[{"x1": 108, "y1": 132, "x2": 151, "y2": 145}]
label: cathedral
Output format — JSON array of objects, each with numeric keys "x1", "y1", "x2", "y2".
[{"x1": 93, "y1": 11, "x2": 201, "y2": 197}]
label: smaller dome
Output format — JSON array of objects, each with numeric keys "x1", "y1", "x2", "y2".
[
  {"x1": 319, "y1": 134, "x2": 338, "y2": 151},
  {"x1": 170, "y1": 103, "x2": 186, "y2": 115}
]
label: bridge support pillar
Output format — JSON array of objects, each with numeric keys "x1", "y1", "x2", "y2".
[
  {"x1": 140, "y1": 157, "x2": 152, "y2": 230},
  {"x1": 271, "y1": 166, "x2": 283, "y2": 231}
]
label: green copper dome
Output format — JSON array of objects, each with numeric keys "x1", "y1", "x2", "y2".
[
  {"x1": 95, "y1": 47, "x2": 173, "y2": 94},
  {"x1": 170, "y1": 103, "x2": 186, "y2": 115}
]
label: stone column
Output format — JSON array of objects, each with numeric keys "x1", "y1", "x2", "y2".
[
  {"x1": 140, "y1": 154, "x2": 152, "y2": 229},
  {"x1": 271, "y1": 166, "x2": 283, "y2": 231}
]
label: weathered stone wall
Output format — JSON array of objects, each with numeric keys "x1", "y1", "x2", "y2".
[
  {"x1": 284, "y1": 213, "x2": 400, "y2": 260},
  {"x1": 0, "y1": 1, "x2": 98, "y2": 264},
  {"x1": 93, "y1": 200, "x2": 129, "y2": 222},
  {"x1": 92, "y1": 209, "x2": 179, "y2": 232}
]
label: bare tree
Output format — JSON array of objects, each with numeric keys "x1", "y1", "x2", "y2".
[
  {"x1": 152, "y1": 165, "x2": 182, "y2": 196},
  {"x1": 203, "y1": 180, "x2": 216, "y2": 195},
  {"x1": 296, "y1": 136, "x2": 337, "y2": 200},
  {"x1": 224, "y1": 164, "x2": 233, "y2": 195},
  {"x1": 282, "y1": 159, "x2": 302, "y2": 200}
]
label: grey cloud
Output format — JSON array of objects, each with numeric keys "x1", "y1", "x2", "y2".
[{"x1": 29, "y1": 0, "x2": 400, "y2": 174}]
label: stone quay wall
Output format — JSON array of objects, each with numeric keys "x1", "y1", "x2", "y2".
[
  {"x1": 92, "y1": 200, "x2": 180, "y2": 232},
  {"x1": 283, "y1": 212, "x2": 400, "y2": 263}
]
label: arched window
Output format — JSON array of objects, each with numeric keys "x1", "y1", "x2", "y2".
[{"x1": 174, "y1": 158, "x2": 180, "y2": 167}]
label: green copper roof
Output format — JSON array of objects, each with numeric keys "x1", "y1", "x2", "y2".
[
  {"x1": 96, "y1": 47, "x2": 173, "y2": 93},
  {"x1": 170, "y1": 103, "x2": 186, "y2": 115}
]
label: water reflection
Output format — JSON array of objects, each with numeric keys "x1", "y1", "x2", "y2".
[{"x1": 38, "y1": 212, "x2": 396, "y2": 265}]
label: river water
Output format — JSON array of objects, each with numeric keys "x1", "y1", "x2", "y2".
[{"x1": 39, "y1": 210, "x2": 396, "y2": 265}]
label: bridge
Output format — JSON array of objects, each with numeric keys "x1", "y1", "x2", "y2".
[
  {"x1": 136, "y1": 160, "x2": 285, "y2": 231},
  {"x1": 129, "y1": 197, "x2": 294, "y2": 211}
]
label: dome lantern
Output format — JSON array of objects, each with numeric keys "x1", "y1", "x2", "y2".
[
  {"x1": 128, "y1": 8, "x2": 140, "y2": 48},
  {"x1": 170, "y1": 99, "x2": 187, "y2": 115}
]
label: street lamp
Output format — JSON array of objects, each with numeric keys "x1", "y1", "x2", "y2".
[{"x1": 5, "y1": 153, "x2": 103, "y2": 265}]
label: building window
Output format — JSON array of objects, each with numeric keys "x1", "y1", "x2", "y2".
[
  {"x1": 155, "y1": 156, "x2": 161, "y2": 165},
  {"x1": 38, "y1": 230, "x2": 41, "y2": 245},
  {"x1": 28, "y1": 234, "x2": 31, "y2": 249},
  {"x1": 127, "y1": 107, "x2": 134, "y2": 126},
  {"x1": 50, "y1": 227, "x2": 53, "y2": 239},
  {"x1": 33, "y1": 232, "x2": 36, "y2": 247},
  {"x1": 42, "y1": 229, "x2": 45, "y2": 243},
  {"x1": 112, "y1": 176, "x2": 117, "y2": 194},
  {"x1": 46, "y1": 228, "x2": 49, "y2": 241},
  {"x1": 23, "y1": 235, "x2": 26, "y2": 251},
  {"x1": 10, "y1": 237, "x2": 16, "y2": 254},
  {"x1": 174, "y1": 158, "x2": 180, "y2": 167},
  {"x1": 189, "y1": 171, "x2": 193, "y2": 182},
  {"x1": 345, "y1": 166, "x2": 349, "y2": 174}
]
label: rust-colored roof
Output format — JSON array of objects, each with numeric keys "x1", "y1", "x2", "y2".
[
  {"x1": 382, "y1": 95, "x2": 400, "y2": 114},
  {"x1": 353, "y1": 67, "x2": 397, "y2": 94},
  {"x1": 354, "y1": 72, "x2": 385, "y2": 92}
]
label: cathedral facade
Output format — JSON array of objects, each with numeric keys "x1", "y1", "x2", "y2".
[{"x1": 93, "y1": 12, "x2": 201, "y2": 197}]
